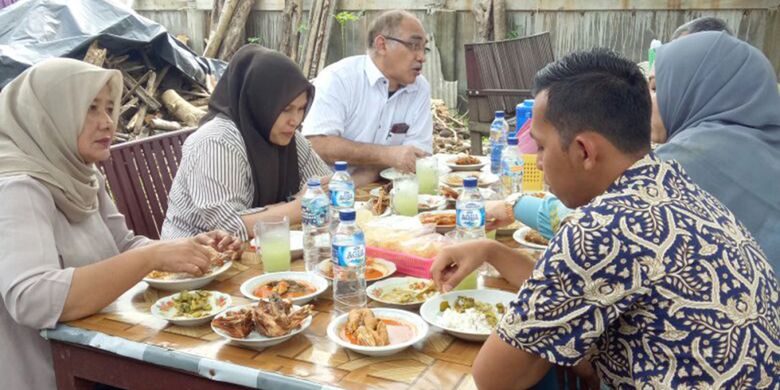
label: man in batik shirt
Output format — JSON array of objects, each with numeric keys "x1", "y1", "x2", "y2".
[{"x1": 430, "y1": 48, "x2": 779, "y2": 389}]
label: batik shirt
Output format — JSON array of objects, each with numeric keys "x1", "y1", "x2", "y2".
[{"x1": 498, "y1": 153, "x2": 780, "y2": 389}]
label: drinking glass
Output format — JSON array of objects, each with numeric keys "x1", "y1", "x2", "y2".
[
  {"x1": 391, "y1": 175, "x2": 419, "y2": 216},
  {"x1": 254, "y1": 216, "x2": 291, "y2": 273},
  {"x1": 444, "y1": 230, "x2": 479, "y2": 290},
  {"x1": 416, "y1": 155, "x2": 439, "y2": 195}
]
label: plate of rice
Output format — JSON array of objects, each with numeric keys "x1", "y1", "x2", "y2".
[{"x1": 419, "y1": 289, "x2": 516, "y2": 341}]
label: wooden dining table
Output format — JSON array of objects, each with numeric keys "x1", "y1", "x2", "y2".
[{"x1": 44, "y1": 185, "x2": 569, "y2": 390}]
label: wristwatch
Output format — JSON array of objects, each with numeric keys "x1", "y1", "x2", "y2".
[{"x1": 503, "y1": 192, "x2": 523, "y2": 221}]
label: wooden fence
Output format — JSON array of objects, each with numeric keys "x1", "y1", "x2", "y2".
[{"x1": 133, "y1": 0, "x2": 780, "y2": 109}]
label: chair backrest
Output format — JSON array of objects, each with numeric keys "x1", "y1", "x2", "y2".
[
  {"x1": 465, "y1": 32, "x2": 555, "y2": 123},
  {"x1": 97, "y1": 128, "x2": 196, "y2": 239}
]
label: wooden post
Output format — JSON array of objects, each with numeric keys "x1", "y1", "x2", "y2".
[
  {"x1": 279, "y1": 0, "x2": 303, "y2": 60},
  {"x1": 217, "y1": 0, "x2": 254, "y2": 61},
  {"x1": 430, "y1": 8, "x2": 457, "y2": 81},
  {"x1": 492, "y1": 0, "x2": 506, "y2": 41},
  {"x1": 315, "y1": 0, "x2": 337, "y2": 75},
  {"x1": 473, "y1": 0, "x2": 493, "y2": 42},
  {"x1": 186, "y1": 0, "x2": 206, "y2": 53},
  {"x1": 203, "y1": 0, "x2": 240, "y2": 58},
  {"x1": 302, "y1": 0, "x2": 324, "y2": 78}
]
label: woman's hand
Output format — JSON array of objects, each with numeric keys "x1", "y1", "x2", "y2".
[
  {"x1": 430, "y1": 240, "x2": 496, "y2": 292},
  {"x1": 485, "y1": 200, "x2": 514, "y2": 231},
  {"x1": 143, "y1": 238, "x2": 213, "y2": 276},
  {"x1": 195, "y1": 230, "x2": 243, "y2": 257}
]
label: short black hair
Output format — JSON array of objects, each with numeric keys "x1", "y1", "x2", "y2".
[
  {"x1": 672, "y1": 16, "x2": 733, "y2": 40},
  {"x1": 532, "y1": 48, "x2": 651, "y2": 154}
]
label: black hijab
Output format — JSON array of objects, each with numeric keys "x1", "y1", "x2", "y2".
[{"x1": 202, "y1": 45, "x2": 314, "y2": 208}]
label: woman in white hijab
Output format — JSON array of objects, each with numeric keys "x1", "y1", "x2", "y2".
[
  {"x1": 650, "y1": 32, "x2": 780, "y2": 277},
  {"x1": 0, "y1": 58, "x2": 241, "y2": 389}
]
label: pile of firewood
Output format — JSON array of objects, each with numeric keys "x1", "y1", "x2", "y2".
[
  {"x1": 82, "y1": 41, "x2": 211, "y2": 143},
  {"x1": 432, "y1": 99, "x2": 471, "y2": 154}
]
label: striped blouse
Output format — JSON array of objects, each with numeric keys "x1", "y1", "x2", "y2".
[{"x1": 161, "y1": 116, "x2": 332, "y2": 240}]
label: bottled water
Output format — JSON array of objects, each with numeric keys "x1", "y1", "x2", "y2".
[
  {"x1": 489, "y1": 111, "x2": 509, "y2": 175},
  {"x1": 500, "y1": 136, "x2": 524, "y2": 195},
  {"x1": 301, "y1": 178, "x2": 330, "y2": 273},
  {"x1": 456, "y1": 177, "x2": 486, "y2": 240},
  {"x1": 329, "y1": 161, "x2": 355, "y2": 230},
  {"x1": 332, "y1": 209, "x2": 367, "y2": 313}
]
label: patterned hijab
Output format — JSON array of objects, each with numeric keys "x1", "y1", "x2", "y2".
[
  {"x1": 202, "y1": 45, "x2": 315, "y2": 208},
  {"x1": 0, "y1": 58, "x2": 122, "y2": 222},
  {"x1": 654, "y1": 31, "x2": 780, "y2": 258}
]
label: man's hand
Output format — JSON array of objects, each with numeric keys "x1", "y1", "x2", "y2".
[
  {"x1": 430, "y1": 240, "x2": 496, "y2": 292},
  {"x1": 386, "y1": 145, "x2": 427, "y2": 173},
  {"x1": 486, "y1": 200, "x2": 514, "y2": 231}
]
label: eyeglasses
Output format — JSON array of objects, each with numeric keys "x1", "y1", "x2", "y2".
[{"x1": 383, "y1": 36, "x2": 431, "y2": 55}]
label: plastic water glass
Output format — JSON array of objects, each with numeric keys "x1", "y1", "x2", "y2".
[
  {"x1": 444, "y1": 230, "x2": 479, "y2": 290},
  {"x1": 391, "y1": 175, "x2": 419, "y2": 216},
  {"x1": 254, "y1": 216, "x2": 291, "y2": 273},
  {"x1": 416, "y1": 156, "x2": 439, "y2": 195}
]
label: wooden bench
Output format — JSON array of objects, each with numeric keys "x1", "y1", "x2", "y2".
[
  {"x1": 464, "y1": 32, "x2": 555, "y2": 154},
  {"x1": 97, "y1": 128, "x2": 195, "y2": 239}
]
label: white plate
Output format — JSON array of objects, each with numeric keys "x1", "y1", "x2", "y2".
[
  {"x1": 144, "y1": 261, "x2": 233, "y2": 292},
  {"x1": 417, "y1": 210, "x2": 456, "y2": 234},
  {"x1": 417, "y1": 194, "x2": 447, "y2": 211},
  {"x1": 419, "y1": 289, "x2": 517, "y2": 342},
  {"x1": 444, "y1": 156, "x2": 488, "y2": 172},
  {"x1": 367, "y1": 277, "x2": 438, "y2": 308},
  {"x1": 211, "y1": 303, "x2": 312, "y2": 350},
  {"x1": 240, "y1": 271, "x2": 329, "y2": 305},
  {"x1": 317, "y1": 258, "x2": 396, "y2": 282},
  {"x1": 359, "y1": 198, "x2": 391, "y2": 217},
  {"x1": 512, "y1": 226, "x2": 548, "y2": 250},
  {"x1": 250, "y1": 230, "x2": 304, "y2": 258},
  {"x1": 151, "y1": 290, "x2": 232, "y2": 326},
  {"x1": 327, "y1": 308, "x2": 429, "y2": 356},
  {"x1": 380, "y1": 168, "x2": 405, "y2": 181},
  {"x1": 440, "y1": 171, "x2": 499, "y2": 187}
]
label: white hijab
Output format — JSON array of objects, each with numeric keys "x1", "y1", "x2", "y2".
[{"x1": 0, "y1": 58, "x2": 122, "y2": 222}]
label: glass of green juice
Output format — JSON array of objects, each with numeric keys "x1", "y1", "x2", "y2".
[
  {"x1": 391, "y1": 175, "x2": 419, "y2": 216},
  {"x1": 416, "y1": 155, "x2": 439, "y2": 195},
  {"x1": 254, "y1": 216, "x2": 291, "y2": 273},
  {"x1": 444, "y1": 230, "x2": 480, "y2": 290}
]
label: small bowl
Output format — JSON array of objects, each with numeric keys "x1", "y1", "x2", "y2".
[
  {"x1": 240, "y1": 271, "x2": 329, "y2": 305},
  {"x1": 367, "y1": 277, "x2": 438, "y2": 308},
  {"x1": 143, "y1": 261, "x2": 233, "y2": 292},
  {"x1": 512, "y1": 226, "x2": 548, "y2": 251},
  {"x1": 417, "y1": 194, "x2": 447, "y2": 211},
  {"x1": 327, "y1": 308, "x2": 429, "y2": 357},
  {"x1": 211, "y1": 303, "x2": 313, "y2": 350},
  {"x1": 419, "y1": 289, "x2": 517, "y2": 342},
  {"x1": 317, "y1": 258, "x2": 396, "y2": 282},
  {"x1": 151, "y1": 290, "x2": 231, "y2": 326}
]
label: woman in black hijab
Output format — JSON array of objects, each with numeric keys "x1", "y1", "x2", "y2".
[{"x1": 161, "y1": 45, "x2": 332, "y2": 240}]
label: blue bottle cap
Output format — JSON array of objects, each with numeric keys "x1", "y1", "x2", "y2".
[
  {"x1": 334, "y1": 161, "x2": 348, "y2": 171},
  {"x1": 307, "y1": 178, "x2": 321, "y2": 187},
  {"x1": 463, "y1": 177, "x2": 478, "y2": 188},
  {"x1": 523, "y1": 99, "x2": 534, "y2": 105},
  {"x1": 339, "y1": 208, "x2": 356, "y2": 221},
  {"x1": 507, "y1": 137, "x2": 519, "y2": 145},
  {"x1": 494, "y1": 111, "x2": 505, "y2": 118}
]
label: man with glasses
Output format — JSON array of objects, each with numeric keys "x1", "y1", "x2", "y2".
[{"x1": 302, "y1": 10, "x2": 433, "y2": 174}]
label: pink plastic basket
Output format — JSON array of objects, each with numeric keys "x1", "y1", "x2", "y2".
[
  {"x1": 516, "y1": 118, "x2": 538, "y2": 154},
  {"x1": 366, "y1": 246, "x2": 434, "y2": 279}
]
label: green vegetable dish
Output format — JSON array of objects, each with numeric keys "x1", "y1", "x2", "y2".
[
  {"x1": 439, "y1": 296, "x2": 506, "y2": 327},
  {"x1": 172, "y1": 290, "x2": 213, "y2": 318}
]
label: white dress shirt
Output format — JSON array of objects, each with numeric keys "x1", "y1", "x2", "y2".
[{"x1": 301, "y1": 55, "x2": 433, "y2": 153}]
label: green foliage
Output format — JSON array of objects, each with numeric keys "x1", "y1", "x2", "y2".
[
  {"x1": 335, "y1": 11, "x2": 360, "y2": 27},
  {"x1": 247, "y1": 36, "x2": 264, "y2": 45},
  {"x1": 297, "y1": 21, "x2": 308, "y2": 34},
  {"x1": 507, "y1": 30, "x2": 521, "y2": 39}
]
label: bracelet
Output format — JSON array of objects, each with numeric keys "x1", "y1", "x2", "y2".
[{"x1": 504, "y1": 193, "x2": 523, "y2": 221}]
